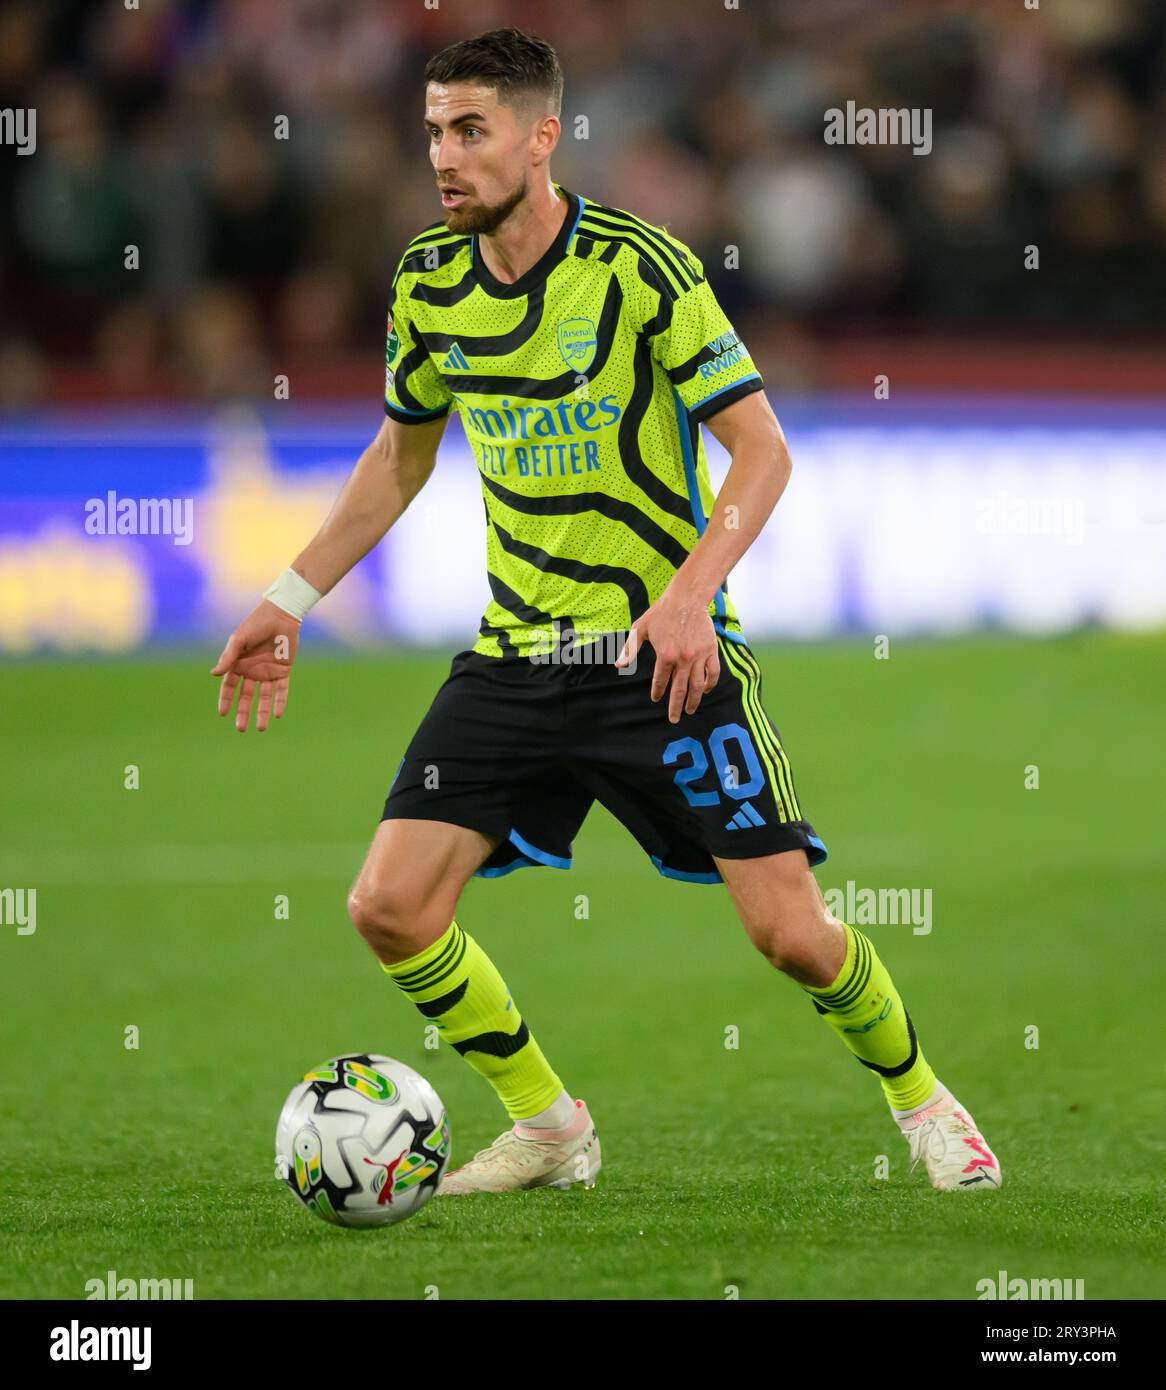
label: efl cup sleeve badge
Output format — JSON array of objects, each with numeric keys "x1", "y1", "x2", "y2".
[{"x1": 385, "y1": 311, "x2": 400, "y2": 394}]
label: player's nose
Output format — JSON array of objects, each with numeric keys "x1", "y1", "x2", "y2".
[{"x1": 432, "y1": 133, "x2": 460, "y2": 172}]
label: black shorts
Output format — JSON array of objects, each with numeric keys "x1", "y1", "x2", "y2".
[{"x1": 381, "y1": 633, "x2": 827, "y2": 884}]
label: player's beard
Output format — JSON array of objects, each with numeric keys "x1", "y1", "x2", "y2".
[{"x1": 443, "y1": 175, "x2": 529, "y2": 235}]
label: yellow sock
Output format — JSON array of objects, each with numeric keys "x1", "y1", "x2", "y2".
[
  {"x1": 804, "y1": 922, "x2": 937, "y2": 1110},
  {"x1": 382, "y1": 919, "x2": 563, "y2": 1120}
]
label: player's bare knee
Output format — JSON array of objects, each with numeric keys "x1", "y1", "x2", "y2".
[
  {"x1": 346, "y1": 877, "x2": 451, "y2": 960},
  {"x1": 752, "y1": 926, "x2": 823, "y2": 980},
  {"x1": 747, "y1": 901, "x2": 841, "y2": 985}
]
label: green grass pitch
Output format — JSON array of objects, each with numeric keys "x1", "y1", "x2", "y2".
[{"x1": 1, "y1": 632, "x2": 1162, "y2": 1300}]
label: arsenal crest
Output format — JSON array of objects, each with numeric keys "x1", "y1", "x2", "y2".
[{"x1": 556, "y1": 318, "x2": 597, "y2": 373}]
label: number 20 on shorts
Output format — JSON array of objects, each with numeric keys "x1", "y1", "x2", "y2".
[{"x1": 663, "y1": 723, "x2": 765, "y2": 805}]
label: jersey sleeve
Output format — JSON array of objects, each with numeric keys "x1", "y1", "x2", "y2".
[
  {"x1": 383, "y1": 274, "x2": 454, "y2": 424},
  {"x1": 638, "y1": 252, "x2": 764, "y2": 425}
]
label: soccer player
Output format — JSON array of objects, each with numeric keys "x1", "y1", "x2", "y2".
[{"x1": 213, "y1": 28, "x2": 1000, "y2": 1194}]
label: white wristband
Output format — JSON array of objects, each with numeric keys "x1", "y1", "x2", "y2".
[{"x1": 263, "y1": 568, "x2": 323, "y2": 621}]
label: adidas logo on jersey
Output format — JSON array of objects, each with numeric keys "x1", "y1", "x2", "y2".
[
  {"x1": 724, "y1": 801, "x2": 766, "y2": 830},
  {"x1": 441, "y1": 342, "x2": 471, "y2": 371}
]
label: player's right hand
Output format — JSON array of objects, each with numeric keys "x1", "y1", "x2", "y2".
[{"x1": 211, "y1": 600, "x2": 301, "y2": 732}]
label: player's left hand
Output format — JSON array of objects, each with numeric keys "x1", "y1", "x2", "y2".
[{"x1": 615, "y1": 590, "x2": 720, "y2": 723}]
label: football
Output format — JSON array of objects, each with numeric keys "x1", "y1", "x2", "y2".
[{"x1": 275, "y1": 1053, "x2": 451, "y2": 1228}]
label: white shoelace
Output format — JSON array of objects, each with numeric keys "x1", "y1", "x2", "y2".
[
  {"x1": 463, "y1": 1129, "x2": 559, "y2": 1171},
  {"x1": 906, "y1": 1109, "x2": 975, "y2": 1174}
]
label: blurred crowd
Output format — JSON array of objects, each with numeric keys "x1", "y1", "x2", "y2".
[{"x1": 1, "y1": 0, "x2": 1164, "y2": 405}]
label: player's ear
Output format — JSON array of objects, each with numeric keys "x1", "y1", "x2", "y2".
[{"x1": 530, "y1": 110, "x2": 560, "y2": 162}]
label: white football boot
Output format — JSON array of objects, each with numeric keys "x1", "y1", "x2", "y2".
[
  {"x1": 439, "y1": 1098, "x2": 601, "y2": 1195},
  {"x1": 897, "y1": 1087, "x2": 1002, "y2": 1191}
]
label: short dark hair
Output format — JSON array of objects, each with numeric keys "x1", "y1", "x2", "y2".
[{"x1": 424, "y1": 27, "x2": 563, "y2": 118}]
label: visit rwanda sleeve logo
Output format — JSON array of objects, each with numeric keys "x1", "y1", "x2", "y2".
[
  {"x1": 556, "y1": 318, "x2": 597, "y2": 373},
  {"x1": 700, "y1": 330, "x2": 747, "y2": 379}
]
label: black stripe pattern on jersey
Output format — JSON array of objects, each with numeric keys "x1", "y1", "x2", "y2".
[
  {"x1": 420, "y1": 274, "x2": 624, "y2": 400},
  {"x1": 479, "y1": 472, "x2": 692, "y2": 570},
  {"x1": 477, "y1": 615, "x2": 517, "y2": 655},
  {"x1": 392, "y1": 339, "x2": 441, "y2": 414},
  {"x1": 619, "y1": 332, "x2": 696, "y2": 527},
  {"x1": 486, "y1": 567, "x2": 556, "y2": 627},
  {"x1": 414, "y1": 277, "x2": 550, "y2": 356},
  {"x1": 638, "y1": 257, "x2": 675, "y2": 337},
  {"x1": 490, "y1": 519, "x2": 649, "y2": 619},
  {"x1": 577, "y1": 205, "x2": 703, "y2": 297},
  {"x1": 394, "y1": 232, "x2": 471, "y2": 279}
]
